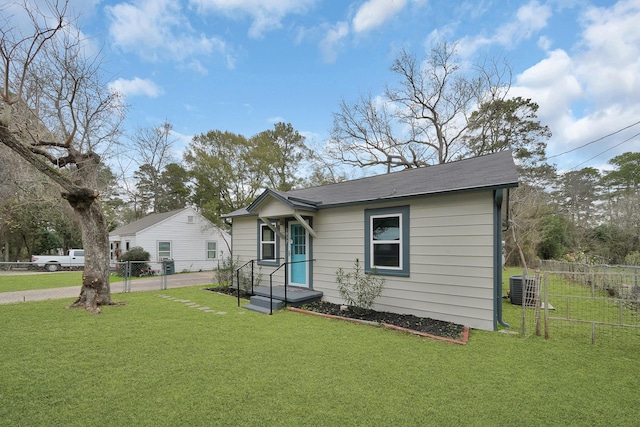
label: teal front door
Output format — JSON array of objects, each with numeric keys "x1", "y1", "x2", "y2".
[{"x1": 289, "y1": 222, "x2": 308, "y2": 287}]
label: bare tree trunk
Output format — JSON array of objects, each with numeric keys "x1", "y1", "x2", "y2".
[
  {"x1": 0, "y1": 126, "x2": 115, "y2": 313},
  {"x1": 511, "y1": 221, "x2": 529, "y2": 277},
  {"x1": 65, "y1": 193, "x2": 113, "y2": 313}
]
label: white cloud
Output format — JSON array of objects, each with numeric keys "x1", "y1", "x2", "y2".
[
  {"x1": 109, "y1": 77, "x2": 163, "y2": 98},
  {"x1": 106, "y1": 0, "x2": 231, "y2": 68},
  {"x1": 497, "y1": 0, "x2": 551, "y2": 45},
  {"x1": 267, "y1": 116, "x2": 286, "y2": 124},
  {"x1": 352, "y1": 0, "x2": 408, "y2": 33},
  {"x1": 512, "y1": 0, "x2": 640, "y2": 169},
  {"x1": 575, "y1": 0, "x2": 640, "y2": 106},
  {"x1": 457, "y1": 0, "x2": 552, "y2": 57},
  {"x1": 319, "y1": 21, "x2": 349, "y2": 63},
  {"x1": 316, "y1": 0, "x2": 419, "y2": 62},
  {"x1": 537, "y1": 35, "x2": 552, "y2": 51},
  {"x1": 189, "y1": 0, "x2": 317, "y2": 38},
  {"x1": 512, "y1": 49, "x2": 582, "y2": 128}
]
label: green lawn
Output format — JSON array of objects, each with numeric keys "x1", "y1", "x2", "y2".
[
  {"x1": 0, "y1": 271, "x2": 123, "y2": 293},
  {"x1": 1, "y1": 285, "x2": 638, "y2": 426}
]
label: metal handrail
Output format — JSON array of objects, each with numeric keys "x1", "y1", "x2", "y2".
[
  {"x1": 235, "y1": 259, "x2": 256, "y2": 307},
  {"x1": 233, "y1": 258, "x2": 288, "y2": 307},
  {"x1": 268, "y1": 259, "x2": 315, "y2": 315}
]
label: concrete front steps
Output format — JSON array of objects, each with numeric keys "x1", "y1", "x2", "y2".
[
  {"x1": 244, "y1": 295, "x2": 283, "y2": 314},
  {"x1": 243, "y1": 285, "x2": 323, "y2": 314}
]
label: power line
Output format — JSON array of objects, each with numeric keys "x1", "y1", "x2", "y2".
[
  {"x1": 569, "y1": 130, "x2": 640, "y2": 171},
  {"x1": 548, "y1": 119, "x2": 640, "y2": 159}
]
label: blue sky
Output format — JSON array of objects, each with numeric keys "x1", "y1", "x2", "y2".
[{"x1": 15, "y1": 0, "x2": 640, "y2": 174}]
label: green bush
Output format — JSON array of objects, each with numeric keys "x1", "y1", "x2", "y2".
[
  {"x1": 118, "y1": 246, "x2": 150, "y2": 277},
  {"x1": 336, "y1": 258, "x2": 385, "y2": 314},
  {"x1": 624, "y1": 251, "x2": 640, "y2": 266}
]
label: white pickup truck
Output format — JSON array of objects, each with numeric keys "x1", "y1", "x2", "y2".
[{"x1": 31, "y1": 249, "x2": 85, "y2": 272}]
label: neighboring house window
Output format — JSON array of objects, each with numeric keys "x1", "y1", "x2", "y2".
[
  {"x1": 125, "y1": 241, "x2": 130, "y2": 251},
  {"x1": 257, "y1": 220, "x2": 279, "y2": 265},
  {"x1": 187, "y1": 215, "x2": 194, "y2": 224},
  {"x1": 158, "y1": 241, "x2": 172, "y2": 260},
  {"x1": 364, "y1": 206, "x2": 410, "y2": 277},
  {"x1": 207, "y1": 241, "x2": 218, "y2": 259}
]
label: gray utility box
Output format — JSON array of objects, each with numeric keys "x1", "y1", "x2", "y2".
[{"x1": 163, "y1": 260, "x2": 175, "y2": 275}]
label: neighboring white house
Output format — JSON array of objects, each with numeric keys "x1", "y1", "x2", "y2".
[
  {"x1": 223, "y1": 151, "x2": 519, "y2": 331},
  {"x1": 109, "y1": 207, "x2": 230, "y2": 273}
]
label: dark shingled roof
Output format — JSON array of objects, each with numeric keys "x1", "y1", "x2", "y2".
[{"x1": 224, "y1": 151, "x2": 518, "y2": 218}]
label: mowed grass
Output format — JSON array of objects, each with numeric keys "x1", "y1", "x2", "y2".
[
  {"x1": 0, "y1": 271, "x2": 123, "y2": 293},
  {"x1": 1, "y1": 285, "x2": 639, "y2": 426}
]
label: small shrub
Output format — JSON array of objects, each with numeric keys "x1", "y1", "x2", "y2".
[
  {"x1": 215, "y1": 256, "x2": 262, "y2": 292},
  {"x1": 214, "y1": 255, "x2": 236, "y2": 285},
  {"x1": 336, "y1": 258, "x2": 385, "y2": 314},
  {"x1": 118, "y1": 246, "x2": 150, "y2": 277},
  {"x1": 624, "y1": 251, "x2": 640, "y2": 266}
]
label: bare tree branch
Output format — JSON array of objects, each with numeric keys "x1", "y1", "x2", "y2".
[{"x1": 329, "y1": 41, "x2": 512, "y2": 172}]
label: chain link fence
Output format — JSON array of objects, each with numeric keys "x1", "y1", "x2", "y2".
[
  {"x1": 112, "y1": 259, "x2": 233, "y2": 292},
  {"x1": 0, "y1": 259, "x2": 230, "y2": 294}
]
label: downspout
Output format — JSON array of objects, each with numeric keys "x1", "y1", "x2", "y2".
[{"x1": 494, "y1": 189, "x2": 510, "y2": 329}]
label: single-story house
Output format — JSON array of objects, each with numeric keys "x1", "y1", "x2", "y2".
[
  {"x1": 223, "y1": 151, "x2": 518, "y2": 330},
  {"x1": 109, "y1": 207, "x2": 230, "y2": 273}
]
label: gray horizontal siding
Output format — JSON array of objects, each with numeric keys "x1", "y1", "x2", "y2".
[
  {"x1": 230, "y1": 190, "x2": 497, "y2": 330},
  {"x1": 230, "y1": 217, "x2": 284, "y2": 284},
  {"x1": 311, "y1": 191, "x2": 496, "y2": 330}
]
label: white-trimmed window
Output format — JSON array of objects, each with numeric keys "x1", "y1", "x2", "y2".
[
  {"x1": 260, "y1": 224, "x2": 276, "y2": 261},
  {"x1": 365, "y1": 206, "x2": 410, "y2": 277},
  {"x1": 206, "y1": 241, "x2": 218, "y2": 259},
  {"x1": 158, "y1": 241, "x2": 172, "y2": 260}
]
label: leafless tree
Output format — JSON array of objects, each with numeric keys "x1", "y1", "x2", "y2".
[
  {"x1": 0, "y1": 1, "x2": 126, "y2": 313},
  {"x1": 129, "y1": 121, "x2": 178, "y2": 214},
  {"x1": 329, "y1": 41, "x2": 511, "y2": 171}
]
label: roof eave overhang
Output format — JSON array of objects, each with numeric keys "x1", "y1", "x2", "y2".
[
  {"x1": 225, "y1": 180, "x2": 518, "y2": 219},
  {"x1": 312, "y1": 181, "x2": 520, "y2": 210}
]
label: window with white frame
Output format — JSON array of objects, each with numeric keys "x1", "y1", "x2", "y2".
[
  {"x1": 158, "y1": 241, "x2": 172, "y2": 260},
  {"x1": 260, "y1": 223, "x2": 276, "y2": 261},
  {"x1": 206, "y1": 241, "x2": 218, "y2": 259},
  {"x1": 365, "y1": 206, "x2": 410, "y2": 276}
]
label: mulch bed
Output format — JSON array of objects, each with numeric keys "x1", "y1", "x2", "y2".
[
  {"x1": 293, "y1": 301, "x2": 468, "y2": 345},
  {"x1": 204, "y1": 286, "x2": 468, "y2": 345}
]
